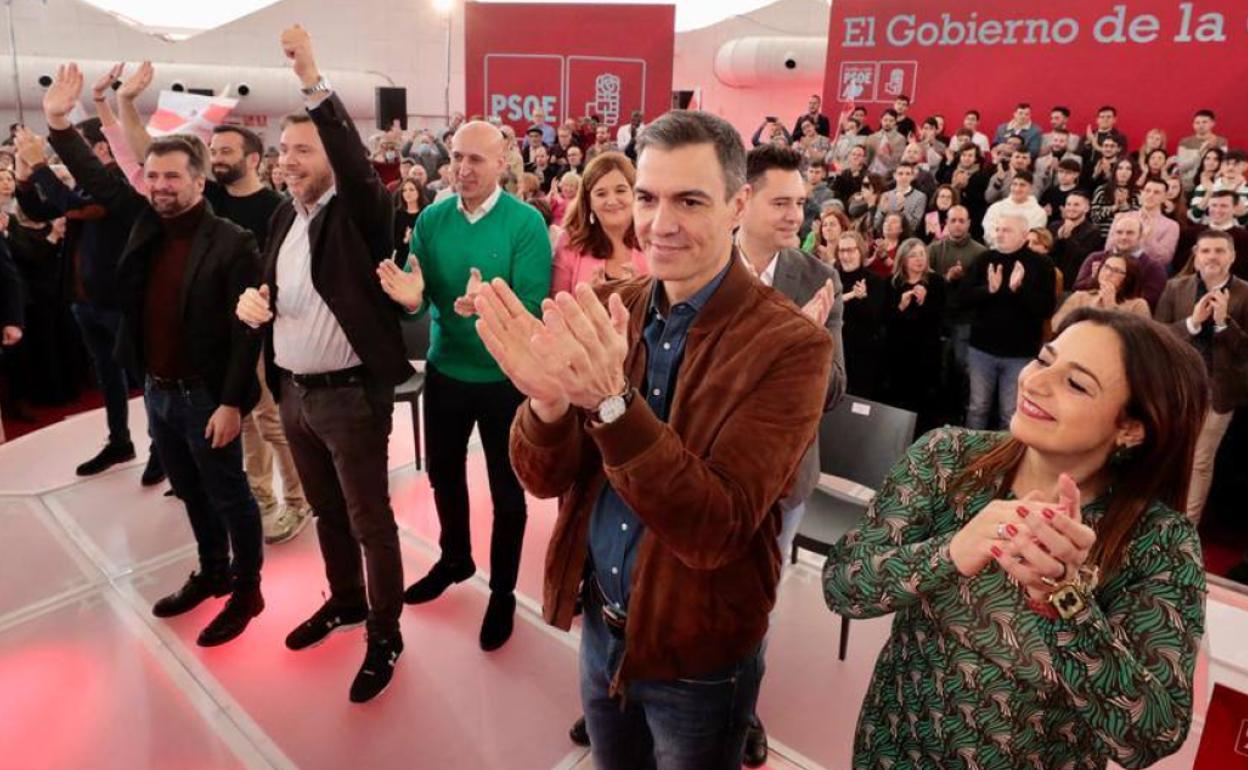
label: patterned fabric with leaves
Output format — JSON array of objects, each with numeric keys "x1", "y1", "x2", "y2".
[{"x1": 822, "y1": 427, "x2": 1205, "y2": 770}]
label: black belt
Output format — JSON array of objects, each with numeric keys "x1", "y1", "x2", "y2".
[
  {"x1": 589, "y1": 578, "x2": 627, "y2": 639},
  {"x1": 288, "y1": 365, "x2": 368, "y2": 389},
  {"x1": 148, "y1": 374, "x2": 204, "y2": 391}
]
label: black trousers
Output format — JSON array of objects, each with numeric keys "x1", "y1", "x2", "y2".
[
  {"x1": 279, "y1": 376, "x2": 404, "y2": 640},
  {"x1": 423, "y1": 365, "x2": 527, "y2": 594}
]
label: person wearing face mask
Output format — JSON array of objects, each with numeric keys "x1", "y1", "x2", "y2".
[
  {"x1": 1156, "y1": 229, "x2": 1248, "y2": 524},
  {"x1": 551, "y1": 153, "x2": 646, "y2": 294},
  {"x1": 824, "y1": 305, "x2": 1209, "y2": 770}
]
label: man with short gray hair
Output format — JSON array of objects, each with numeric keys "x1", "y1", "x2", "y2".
[{"x1": 962, "y1": 214, "x2": 1056, "y2": 429}]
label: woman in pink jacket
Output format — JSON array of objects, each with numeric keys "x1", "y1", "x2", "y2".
[{"x1": 550, "y1": 152, "x2": 647, "y2": 295}]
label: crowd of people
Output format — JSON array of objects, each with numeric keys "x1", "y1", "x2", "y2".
[{"x1": 0, "y1": 27, "x2": 1243, "y2": 770}]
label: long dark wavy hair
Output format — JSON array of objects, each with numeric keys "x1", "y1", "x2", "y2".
[{"x1": 953, "y1": 308, "x2": 1209, "y2": 574}]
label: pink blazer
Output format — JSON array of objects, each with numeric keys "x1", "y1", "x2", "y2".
[{"x1": 551, "y1": 232, "x2": 648, "y2": 296}]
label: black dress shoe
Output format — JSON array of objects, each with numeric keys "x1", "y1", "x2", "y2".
[
  {"x1": 479, "y1": 591, "x2": 516, "y2": 652},
  {"x1": 152, "y1": 571, "x2": 230, "y2": 618},
  {"x1": 569, "y1": 715, "x2": 590, "y2": 746},
  {"x1": 743, "y1": 714, "x2": 768, "y2": 768},
  {"x1": 403, "y1": 560, "x2": 476, "y2": 604},
  {"x1": 286, "y1": 599, "x2": 369, "y2": 651},
  {"x1": 140, "y1": 452, "x2": 166, "y2": 487},
  {"x1": 198, "y1": 582, "x2": 264, "y2": 647},
  {"x1": 76, "y1": 441, "x2": 137, "y2": 476},
  {"x1": 350, "y1": 635, "x2": 404, "y2": 703}
]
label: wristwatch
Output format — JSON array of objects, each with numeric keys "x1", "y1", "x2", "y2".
[
  {"x1": 300, "y1": 77, "x2": 332, "y2": 97},
  {"x1": 593, "y1": 386, "x2": 633, "y2": 425}
]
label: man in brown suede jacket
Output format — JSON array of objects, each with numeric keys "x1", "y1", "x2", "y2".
[{"x1": 473, "y1": 110, "x2": 835, "y2": 770}]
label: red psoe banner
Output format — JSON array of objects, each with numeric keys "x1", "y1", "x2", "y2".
[
  {"x1": 464, "y1": 2, "x2": 675, "y2": 135},
  {"x1": 823, "y1": 1, "x2": 1248, "y2": 145}
]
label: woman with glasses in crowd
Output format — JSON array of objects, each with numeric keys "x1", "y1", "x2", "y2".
[
  {"x1": 807, "y1": 205, "x2": 851, "y2": 265},
  {"x1": 1053, "y1": 254, "x2": 1150, "y2": 329},
  {"x1": 834, "y1": 231, "x2": 887, "y2": 399},
  {"x1": 824, "y1": 308, "x2": 1207, "y2": 770},
  {"x1": 550, "y1": 152, "x2": 645, "y2": 296}
]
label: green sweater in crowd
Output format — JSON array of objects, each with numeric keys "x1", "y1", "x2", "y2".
[{"x1": 407, "y1": 191, "x2": 552, "y2": 383}]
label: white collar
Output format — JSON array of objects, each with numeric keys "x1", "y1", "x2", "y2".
[
  {"x1": 294, "y1": 185, "x2": 336, "y2": 220},
  {"x1": 457, "y1": 185, "x2": 503, "y2": 221}
]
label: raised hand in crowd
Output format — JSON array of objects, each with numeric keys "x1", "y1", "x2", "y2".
[
  {"x1": 1008, "y1": 259, "x2": 1025, "y2": 292},
  {"x1": 944, "y1": 261, "x2": 964, "y2": 282},
  {"x1": 1095, "y1": 275, "x2": 1119, "y2": 307},
  {"x1": 116, "y1": 60, "x2": 153, "y2": 102},
  {"x1": 91, "y1": 62, "x2": 124, "y2": 101},
  {"x1": 236, "y1": 284, "x2": 274, "y2": 329},
  {"x1": 801, "y1": 278, "x2": 836, "y2": 325},
  {"x1": 453, "y1": 268, "x2": 484, "y2": 317},
  {"x1": 42, "y1": 63, "x2": 84, "y2": 130},
  {"x1": 280, "y1": 23, "x2": 325, "y2": 96},
  {"x1": 12, "y1": 127, "x2": 46, "y2": 180},
  {"x1": 377, "y1": 258, "x2": 424, "y2": 312},
  {"x1": 1, "y1": 324, "x2": 21, "y2": 346},
  {"x1": 1209, "y1": 287, "x2": 1230, "y2": 327}
]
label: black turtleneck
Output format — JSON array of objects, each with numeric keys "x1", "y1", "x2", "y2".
[{"x1": 143, "y1": 199, "x2": 206, "y2": 378}]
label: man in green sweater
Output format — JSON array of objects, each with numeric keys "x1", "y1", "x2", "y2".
[{"x1": 378, "y1": 121, "x2": 552, "y2": 650}]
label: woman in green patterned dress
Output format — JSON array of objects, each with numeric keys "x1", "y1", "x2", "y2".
[{"x1": 824, "y1": 307, "x2": 1210, "y2": 770}]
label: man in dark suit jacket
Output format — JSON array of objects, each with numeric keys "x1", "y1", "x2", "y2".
[
  {"x1": 13, "y1": 120, "x2": 163, "y2": 482},
  {"x1": 1155, "y1": 228, "x2": 1248, "y2": 524},
  {"x1": 735, "y1": 144, "x2": 846, "y2": 768},
  {"x1": 237, "y1": 26, "x2": 412, "y2": 704},
  {"x1": 43, "y1": 64, "x2": 264, "y2": 647}
]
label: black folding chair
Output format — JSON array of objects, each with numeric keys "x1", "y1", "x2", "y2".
[
  {"x1": 792, "y1": 396, "x2": 917, "y2": 660},
  {"x1": 394, "y1": 314, "x2": 432, "y2": 470}
]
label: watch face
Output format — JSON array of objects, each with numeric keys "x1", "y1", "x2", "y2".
[{"x1": 597, "y1": 395, "x2": 626, "y2": 424}]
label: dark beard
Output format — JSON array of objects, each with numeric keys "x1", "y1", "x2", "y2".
[{"x1": 213, "y1": 161, "x2": 245, "y2": 186}]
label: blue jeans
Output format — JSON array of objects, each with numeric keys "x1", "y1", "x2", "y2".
[
  {"x1": 145, "y1": 379, "x2": 262, "y2": 582},
  {"x1": 580, "y1": 588, "x2": 763, "y2": 770},
  {"x1": 776, "y1": 502, "x2": 806, "y2": 567},
  {"x1": 966, "y1": 346, "x2": 1030, "y2": 431},
  {"x1": 71, "y1": 302, "x2": 130, "y2": 445}
]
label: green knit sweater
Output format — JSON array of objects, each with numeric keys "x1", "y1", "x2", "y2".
[{"x1": 408, "y1": 192, "x2": 552, "y2": 383}]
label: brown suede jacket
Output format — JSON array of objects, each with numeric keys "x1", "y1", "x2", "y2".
[{"x1": 510, "y1": 255, "x2": 835, "y2": 689}]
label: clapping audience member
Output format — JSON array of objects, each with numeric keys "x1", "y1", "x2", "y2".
[
  {"x1": 831, "y1": 143, "x2": 868, "y2": 206},
  {"x1": 1053, "y1": 254, "x2": 1150, "y2": 328},
  {"x1": 963, "y1": 215, "x2": 1057, "y2": 429},
  {"x1": 393, "y1": 178, "x2": 423, "y2": 261},
  {"x1": 882, "y1": 238, "x2": 946, "y2": 432},
  {"x1": 548, "y1": 170, "x2": 579, "y2": 225},
  {"x1": 1137, "y1": 176, "x2": 1180, "y2": 268},
  {"x1": 873, "y1": 162, "x2": 925, "y2": 234},
  {"x1": 982, "y1": 171, "x2": 1047, "y2": 249},
  {"x1": 806, "y1": 205, "x2": 849, "y2": 264},
  {"x1": 1155, "y1": 229, "x2": 1248, "y2": 524},
  {"x1": 1175, "y1": 109, "x2": 1226, "y2": 185},
  {"x1": 922, "y1": 184, "x2": 958, "y2": 242},
  {"x1": 868, "y1": 211, "x2": 907, "y2": 279},
  {"x1": 1074, "y1": 213, "x2": 1169, "y2": 310},
  {"x1": 834, "y1": 231, "x2": 886, "y2": 399},
  {"x1": 824, "y1": 308, "x2": 1207, "y2": 770},
  {"x1": 551, "y1": 152, "x2": 645, "y2": 294},
  {"x1": 1091, "y1": 157, "x2": 1140, "y2": 239},
  {"x1": 1049, "y1": 190, "x2": 1102, "y2": 288}
]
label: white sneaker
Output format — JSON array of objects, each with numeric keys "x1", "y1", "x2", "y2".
[{"x1": 264, "y1": 504, "x2": 312, "y2": 545}]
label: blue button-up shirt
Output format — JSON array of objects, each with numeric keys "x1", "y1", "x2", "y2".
[{"x1": 588, "y1": 258, "x2": 733, "y2": 614}]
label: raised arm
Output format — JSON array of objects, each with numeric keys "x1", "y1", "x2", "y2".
[
  {"x1": 115, "y1": 61, "x2": 155, "y2": 162},
  {"x1": 282, "y1": 25, "x2": 393, "y2": 263},
  {"x1": 41, "y1": 64, "x2": 144, "y2": 220}
]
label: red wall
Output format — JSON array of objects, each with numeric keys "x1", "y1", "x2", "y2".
[
  {"x1": 464, "y1": 2, "x2": 675, "y2": 135},
  {"x1": 822, "y1": 1, "x2": 1248, "y2": 146}
]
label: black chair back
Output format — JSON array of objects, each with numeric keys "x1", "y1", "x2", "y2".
[
  {"x1": 400, "y1": 315, "x2": 431, "y2": 361},
  {"x1": 818, "y1": 396, "x2": 917, "y2": 492}
]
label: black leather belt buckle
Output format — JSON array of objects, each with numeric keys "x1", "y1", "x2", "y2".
[
  {"x1": 290, "y1": 366, "x2": 366, "y2": 389},
  {"x1": 591, "y1": 579, "x2": 627, "y2": 639}
]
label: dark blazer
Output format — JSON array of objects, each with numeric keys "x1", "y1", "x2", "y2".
[
  {"x1": 16, "y1": 161, "x2": 135, "y2": 308},
  {"x1": 260, "y1": 93, "x2": 413, "y2": 395},
  {"x1": 1154, "y1": 274, "x2": 1248, "y2": 413},
  {"x1": 769, "y1": 248, "x2": 846, "y2": 512},
  {"x1": 47, "y1": 126, "x2": 261, "y2": 413}
]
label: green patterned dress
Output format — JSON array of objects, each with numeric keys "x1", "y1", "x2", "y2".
[{"x1": 823, "y1": 428, "x2": 1205, "y2": 770}]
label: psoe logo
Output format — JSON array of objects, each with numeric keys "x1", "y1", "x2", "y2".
[
  {"x1": 838, "y1": 61, "x2": 919, "y2": 104},
  {"x1": 838, "y1": 62, "x2": 877, "y2": 102}
]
